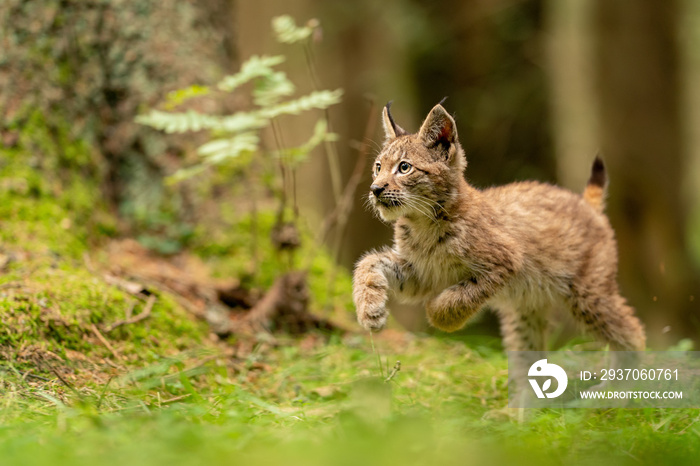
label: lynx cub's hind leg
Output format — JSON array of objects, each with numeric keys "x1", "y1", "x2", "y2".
[
  {"x1": 568, "y1": 287, "x2": 645, "y2": 393},
  {"x1": 495, "y1": 303, "x2": 548, "y2": 353},
  {"x1": 496, "y1": 302, "x2": 549, "y2": 402},
  {"x1": 568, "y1": 290, "x2": 646, "y2": 351}
]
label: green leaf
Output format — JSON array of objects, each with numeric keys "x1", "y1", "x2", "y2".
[
  {"x1": 166, "y1": 165, "x2": 209, "y2": 184},
  {"x1": 217, "y1": 112, "x2": 269, "y2": 133},
  {"x1": 253, "y1": 71, "x2": 295, "y2": 107},
  {"x1": 262, "y1": 89, "x2": 343, "y2": 119},
  {"x1": 164, "y1": 85, "x2": 210, "y2": 110},
  {"x1": 272, "y1": 15, "x2": 313, "y2": 44},
  {"x1": 217, "y1": 55, "x2": 286, "y2": 92},
  {"x1": 197, "y1": 132, "x2": 259, "y2": 164},
  {"x1": 136, "y1": 110, "x2": 267, "y2": 134}
]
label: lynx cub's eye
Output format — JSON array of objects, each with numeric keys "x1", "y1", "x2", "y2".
[
  {"x1": 398, "y1": 161, "x2": 412, "y2": 174},
  {"x1": 374, "y1": 162, "x2": 381, "y2": 176}
]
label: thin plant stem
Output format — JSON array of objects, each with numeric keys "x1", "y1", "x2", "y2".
[
  {"x1": 269, "y1": 120, "x2": 288, "y2": 216},
  {"x1": 303, "y1": 40, "x2": 342, "y2": 202},
  {"x1": 369, "y1": 332, "x2": 384, "y2": 378},
  {"x1": 248, "y1": 160, "x2": 259, "y2": 276},
  {"x1": 303, "y1": 98, "x2": 377, "y2": 271},
  {"x1": 292, "y1": 166, "x2": 299, "y2": 220}
]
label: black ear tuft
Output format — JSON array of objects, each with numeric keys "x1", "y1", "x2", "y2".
[
  {"x1": 386, "y1": 101, "x2": 398, "y2": 130},
  {"x1": 382, "y1": 101, "x2": 407, "y2": 140}
]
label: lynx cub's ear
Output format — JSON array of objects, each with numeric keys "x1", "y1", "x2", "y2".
[
  {"x1": 418, "y1": 104, "x2": 457, "y2": 153},
  {"x1": 382, "y1": 102, "x2": 407, "y2": 141}
]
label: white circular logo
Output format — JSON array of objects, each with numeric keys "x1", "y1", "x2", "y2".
[{"x1": 528, "y1": 359, "x2": 568, "y2": 399}]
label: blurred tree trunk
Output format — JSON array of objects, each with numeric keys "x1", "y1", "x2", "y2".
[
  {"x1": 195, "y1": 0, "x2": 239, "y2": 72},
  {"x1": 408, "y1": 0, "x2": 554, "y2": 189},
  {"x1": 545, "y1": 0, "x2": 599, "y2": 191},
  {"x1": 681, "y1": 1, "x2": 700, "y2": 287},
  {"x1": 591, "y1": 0, "x2": 698, "y2": 346}
]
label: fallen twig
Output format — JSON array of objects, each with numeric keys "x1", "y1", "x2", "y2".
[
  {"x1": 159, "y1": 393, "x2": 192, "y2": 405},
  {"x1": 385, "y1": 360, "x2": 401, "y2": 383},
  {"x1": 48, "y1": 365, "x2": 78, "y2": 394},
  {"x1": 104, "y1": 294, "x2": 156, "y2": 332},
  {"x1": 136, "y1": 277, "x2": 206, "y2": 318},
  {"x1": 16, "y1": 370, "x2": 51, "y2": 382},
  {"x1": 103, "y1": 273, "x2": 149, "y2": 297},
  {"x1": 102, "y1": 358, "x2": 120, "y2": 369},
  {"x1": 91, "y1": 324, "x2": 124, "y2": 361}
]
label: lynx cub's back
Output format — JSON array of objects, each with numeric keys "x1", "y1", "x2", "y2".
[{"x1": 352, "y1": 102, "x2": 645, "y2": 355}]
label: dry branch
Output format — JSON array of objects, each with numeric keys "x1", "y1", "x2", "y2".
[
  {"x1": 104, "y1": 295, "x2": 157, "y2": 332},
  {"x1": 307, "y1": 97, "x2": 378, "y2": 268},
  {"x1": 214, "y1": 271, "x2": 340, "y2": 336},
  {"x1": 102, "y1": 273, "x2": 149, "y2": 297}
]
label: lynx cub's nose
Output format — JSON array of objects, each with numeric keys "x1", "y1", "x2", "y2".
[{"x1": 370, "y1": 184, "x2": 386, "y2": 197}]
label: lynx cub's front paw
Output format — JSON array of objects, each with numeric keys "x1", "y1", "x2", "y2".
[
  {"x1": 355, "y1": 298, "x2": 389, "y2": 331},
  {"x1": 353, "y1": 280, "x2": 389, "y2": 331},
  {"x1": 353, "y1": 254, "x2": 391, "y2": 331}
]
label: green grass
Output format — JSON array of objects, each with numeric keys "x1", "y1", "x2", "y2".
[{"x1": 1, "y1": 334, "x2": 699, "y2": 466}]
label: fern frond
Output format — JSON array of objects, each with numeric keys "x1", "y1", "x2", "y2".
[
  {"x1": 136, "y1": 110, "x2": 212, "y2": 133},
  {"x1": 137, "y1": 17, "x2": 343, "y2": 188}
]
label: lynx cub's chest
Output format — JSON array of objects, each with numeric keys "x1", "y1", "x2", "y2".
[{"x1": 395, "y1": 219, "x2": 470, "y2": 297}]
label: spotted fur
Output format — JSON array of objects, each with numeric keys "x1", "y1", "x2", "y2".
[{"x1": 353, "y1": 103, "x2": 645, "y2": 354}]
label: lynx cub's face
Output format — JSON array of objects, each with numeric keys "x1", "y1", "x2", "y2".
[{"x1": 369, "y1": 103, "x2": 466, "y2": 223}]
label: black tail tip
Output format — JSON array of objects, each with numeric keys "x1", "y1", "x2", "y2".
[{"x1": 589, "y1": 156, "x2": 607, "y2": 187}]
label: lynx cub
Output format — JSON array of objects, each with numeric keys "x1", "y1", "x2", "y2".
[{"x1": 353, "y1": 102, "x2": 645, "y2": 354}]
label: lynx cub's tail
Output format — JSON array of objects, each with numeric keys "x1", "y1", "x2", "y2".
[{"x1": 583, "y1": 156, "x2": 607, "y2": 213}]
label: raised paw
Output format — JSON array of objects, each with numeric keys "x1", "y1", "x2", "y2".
[{"x1": 425, "y1": 289, "x2": 472, "y2": 332}]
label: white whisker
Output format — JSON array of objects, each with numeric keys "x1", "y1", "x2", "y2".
[{"x1": 400, "y1": 196, "x2": 439, "y2": 226}]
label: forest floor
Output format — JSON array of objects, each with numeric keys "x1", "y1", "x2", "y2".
[{"x1": 1, "y1": 151, "x2": 699, "y2": 466}]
